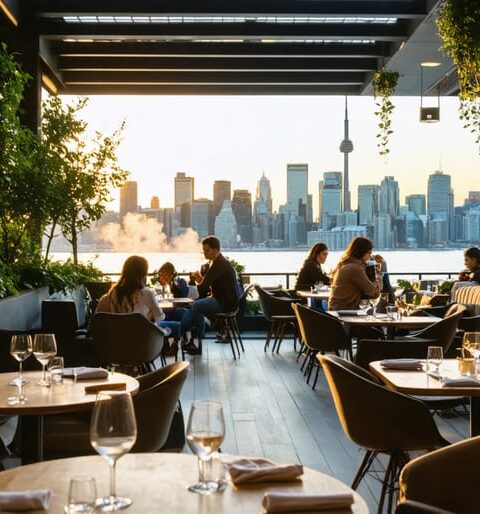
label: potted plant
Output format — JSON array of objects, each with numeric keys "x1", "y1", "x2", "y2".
[
  {"x1": 437, "y1": 0, "x2": 480, "y2": 149},
  {"x1": 373, "y1": 67, "x2": 400, "y2": 158}
]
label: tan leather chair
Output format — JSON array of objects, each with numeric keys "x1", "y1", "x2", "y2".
[
  {"x1": 43, "y1": 362, "x2": 190, "y2": 459},
  {"x1": 399, "y1": 435, "x2": 480, "y2": 514}
]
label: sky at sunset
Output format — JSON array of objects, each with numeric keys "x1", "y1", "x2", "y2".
[{"x1": 66, "y1": 94, "x2": 480, "y2": 217}]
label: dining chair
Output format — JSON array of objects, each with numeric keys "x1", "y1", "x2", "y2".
[
  {"x1": 292, "y1": 303, "x2": 352, "y2": 389},
  {"x1": 84, "y1": 281, "x2": 112, "y2": 318},
  {"x1": 43, "y1": 361, "x2": 190, "y2": 459},
  {"x1": 255, "y1": 285, "x2": 299, "y2": 353},
  {"x1": 319, "y1": 354, "x2": 449, "y2": 514},
  {"x1": 399, "y1": 435, "x2": 480, "y2": 514},
  {"x1": 89, "y1": 312, "x2": 167, "y2": 374},
  {"x1": 395, "y1": 501, "x2": 454, "y2": 514}
]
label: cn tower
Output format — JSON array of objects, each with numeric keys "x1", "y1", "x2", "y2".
[{"x1": 339, "y1": 97, "x2": 353, "y2": 212}]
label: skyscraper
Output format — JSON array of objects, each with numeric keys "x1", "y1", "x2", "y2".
[
  {"x1": 119, "y1": 181, "x2": 138, "y2": 218},
  {"x1": 286, "y1": 163, "x2": 308, "y2": 214},
  {"x1": 339, "y1": 97, "x2": 353, "y2": 212},
  {"x1": 232, "y1": 189, "x2": 253, "y2": 244},
  {"x1": 379, "y1": 176, "x2": 399, "y2": 217},
  {"x1": 320, "y1": 172, "x2": 342, "y2": 228},
  {"x1": 213, "y1": 180, "x2": 231, "y2": 217},
  {"x1": 357, "y1": 185, "x2": 379, "y2": 225},
  {"x1": 150, "y1": 196, "x2": 160, "y2": 209},
  {"x1": 174, "y1": 172, "x2": 194, "y2": 210},
  {"x1": 191, "y1": 198, "x2": 214, "y2": 238},
  {"x1": 256, "y1": 172, "x2": 272, "y2": 213},
  {"x1": 406, "y1": 194, "x2": 426, "y2": 216},
  {"x1": 215, "y1": 200, "x2": 238, "y2": 248}
]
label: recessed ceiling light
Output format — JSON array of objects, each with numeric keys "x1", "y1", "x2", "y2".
[{"x1": 420, "y1": 61, "x2": 442, "y2": 67}]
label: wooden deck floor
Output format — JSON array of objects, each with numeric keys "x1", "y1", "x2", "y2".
[{"x1": 180, "y1": 337, "x2": 470, "y2": 513}]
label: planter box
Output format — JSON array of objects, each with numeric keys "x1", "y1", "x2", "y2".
[
  {"x1": 0, "y1": 287, "x2": 50, "y2": 331},
  {"x1": 239, "y1": 314, "x2": 269, "y2": 332}
]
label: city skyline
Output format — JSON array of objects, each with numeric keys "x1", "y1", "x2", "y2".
[{"x1": 66, "y1": 94, "x2": 480, "y2": 215}]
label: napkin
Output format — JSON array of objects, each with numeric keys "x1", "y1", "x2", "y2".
[
  {"x1": 380, "y1": 359, "x2": 423, "y2": 371},
  {"x1": 262, "y1": 491, "x2": 354, "y2": 513},
  {"x1": 227, "y1": 458, "x2": 303, "y2": 486},
  {"x1": 336, "y1": 310, "x2": 361, "y2": 316},
  {"x1": 0, "y1": 490, "x2": 52, "y2": 511},
  {"x1": 442, "y1": 377, "x2": 480, "y2": 388},
  {"x1": 64, "y1": 367, "x2": 109, "y2": 380}
]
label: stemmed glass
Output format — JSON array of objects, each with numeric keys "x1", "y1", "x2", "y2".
[
  {"x1": 90, "y1": 392, "x2": 137, "y2": 511},
  {"x1": 370, "y1": 296, "x2": 381, "y2": 318},
  {"x1": 9, "y1": 334, "x2": 32, "y2": 385},
  {"x1": 463, "y1": 333, "x2": 480, "y2": 375},
  {"x1": 358, "y1": 299, "x2": 370, "y2": 313},
  {"x1": 33, "y1": 334, "x2": 57, "y2": 386},
  {"x1": 427, "y1": 346, "x2": 443, "y2": 376},
  {"x1": 186, "y1": 400, "x2": 225, "y2": 495}
]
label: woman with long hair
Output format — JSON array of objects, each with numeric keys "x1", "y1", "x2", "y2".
[
  {"x1": 328, "y1": 236, "x2": 382, "y2": 311},
  {"x1": 97, "y1": 255, "x2": 165, "y2": 323},
  {"x1": 295, "y1": 242, "x2": 330, "y2": 291},
  {"x1": 459, "y1": 247, "x2": 480, "y2": 283}
]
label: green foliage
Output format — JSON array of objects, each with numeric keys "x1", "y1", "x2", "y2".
[
  {"x1": 0, "y1": 260, "x2": 105, "y2": 299},
  {"x1": 438, "y1": 280, "x2": 455, "y2": 295},
  {"x1": 41, "y1": 96, "x2": 129, "y2": 263},
  {"x1": 396, "y1": 279, "x2": 416, "y2": 291},
  {"x1": 437, "y1": 0, "x2": 480, "y2": 148},
  {"x1": 225, "y1": 257, "x2": 245, "y2": 275},
  {"x1": 373, "y1": 67, "x2": 399, "y2": 158},
  {"x1": 244, "y1": 299, "x2": 261, "y2": 315}
]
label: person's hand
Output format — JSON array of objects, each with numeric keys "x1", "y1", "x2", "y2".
[
  {"x1": 374, "y1": 254, "x2": 384, "y2": 264},
  {"x1": 192, "y1": 271, "x2": 203, "y2": 283},
  {"x1": 458, "y1": 271, "x2": 470, "y2": 281}
]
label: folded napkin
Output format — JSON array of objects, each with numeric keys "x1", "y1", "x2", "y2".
[
  {"x1": 442, "y1": 377, "x2": 480, "y2": 388},
  {"x1": 227, "y1": 458, "x2": 303, "y2": 486},
  {"x1": 64, "y1": 367, "x2": 109, "y2": 380},
  {"x1": 380, "y1": 359, "x2": 423, "y2": 371},
  {"x1": 0, "y1": 490, "x2": 51, "y2": 511},
  {"x1": 262, "y1": 492, "x2": 354, "y2": 513},
  {"x1": 337, "y1": 310, "x2": 361, "y2": 316}
]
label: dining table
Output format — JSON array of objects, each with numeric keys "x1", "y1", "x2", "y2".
[
  {"x1": 159, "y1": 297, "x2": 194, "y2": 309},
  {"x1": 369, "y1": 359, "x2": 480, "y2": 436},
  {"x1": 0, "y1": 453, "x2": 369, "y2": 514},
  {"x1": 0, "y1": 371, "x2": 139, "y2": 464}
]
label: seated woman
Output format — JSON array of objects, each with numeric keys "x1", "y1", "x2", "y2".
[
  {"x1": 96, "y1": 256, "x2": 179, "y2": 350},
  {"x1": 329, "y1": 236, "x2": 382, "y2": 311},
  {"x1": 458, "y1": 247, "x2": 480, "y2": 283},
  {"x1": 295, "y1": 242, "x2": 330, "y2": 310}
]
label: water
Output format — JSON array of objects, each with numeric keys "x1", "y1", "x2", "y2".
[{"x1": 52, "y1": 249, "x2": 464, "y2": 287}]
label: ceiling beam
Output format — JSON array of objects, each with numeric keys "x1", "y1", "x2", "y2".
[
  {"x1": 61, "y1": 70, "x2": 366, "y2": 85},
  {"x1": 59, "y1": 83, "x2": 363, "y2": 95},
  {"x1": 58, "y1": 56, "x2": 378, "y2": 72},
  {"x1": 39, "y1": 20, "x2": 408, "y2": 41},
  {"x1": 53, "y1": 41, "x2": 389, "y2": 58}
]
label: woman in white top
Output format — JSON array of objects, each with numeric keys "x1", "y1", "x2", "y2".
[{"x1": 97, "y1": 255, "x2": 165, "y2": 323}]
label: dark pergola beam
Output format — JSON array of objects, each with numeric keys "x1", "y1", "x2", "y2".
[
  {"x1": 34, "y1": 0, "x2": 427, "y2": 18},
  {"x1": 39, "y1": 20, "x2": 408, "y2": 41},
  {"x1": 53, "y1": 41, "x2": 389, "y2": 59},
  {"x1": 61, "y1": 70, "x2": 366, "y2": 85},
  {"x1": 58, "y1": 56, "x2": 378, "y2": 72},
  {"x1": 59, "y1": 83, "x2": 363, "y2": 95}
]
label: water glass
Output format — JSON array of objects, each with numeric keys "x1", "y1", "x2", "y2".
[
  {"x1": 386, "y1": 306, "x2": 400, "y2": 320},
  {"x1": 48, "y1": 356, "x2": 64, "y2": 384},
  {"x1": 66, "y1": 476, "x2": 97, "y2": 513},
  {"x1": 463, "y1": 332, "x2": 480, "y2": 359},
  {"x1": 186, "y1": 400, "x2": 225, "y2": 495},
  {"x1": 7, "y1": 379, "x2": 26, "y2": 405},
  {"x1": 427, "y1": 346, "x2": 443, "y2": 375}
]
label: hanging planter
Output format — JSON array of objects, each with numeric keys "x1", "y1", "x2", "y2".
[
  {"x1": 437, "y1": 0, "x2": 480, "y2": 149},
  {"x1": 373, "y1": 67, "x2": 399, "y2": 158}
]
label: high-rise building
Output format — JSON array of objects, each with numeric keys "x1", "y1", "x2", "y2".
[
  {"x1": 256, "y1": 173, "x2": 272, "y2": 213},
  {"x1": 406, "y1": 211, "x2": 424, "y2": 247},
  {"x1": 339, "y1": 97, "x2": 353, "y2": 211},
  {"x1": 191, "y1": 198, "x2": 214, "y2": 238},
  {"x1": 357, "y1": 185, "x2": 379, "y2": 225},
  {"x1": 119, "y1": 181, "x2": 138, "y2": 218},
  {"x1": 464, "y1": 208, "x2": 480, "y2": 242},
  {"x1": 232, "y1": 189, "x2": 253, "y2": 244},
  {"x1": 374, "y1": 213, "x2": 394, "y2": 249},
  {"x1": 215, "y1": 200, "x2": 238, "y2": 248},
  {"x1": 174, "y1": 172, "x2": 194, "y2": 210},
  {"x1": 213, "y1": 180, "x2": 231, "y2": 217},
  {"x1": 174, "y1": 172, "x2": 194, "y2": 227},
  {"x1": 150, "y1": 196, "x2": 160, "y2": 209},
  {"x1": 406, "y1": 194, "x2": 426, "y2": 216},
  {"x1": 427, "y1": 170, "x2": 453, "y2": 240},
  {"x1": 320, "y1": 172, "x2": 342, "y2": 228},
  {"x1": 287, "y1": 163, "x2": 308, "y2": 214},
  {"x1": 379, "y1": 176, "x2": 399, "y2": 217}
]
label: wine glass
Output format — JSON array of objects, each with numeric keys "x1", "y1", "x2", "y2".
[
  {"x1": 370, "y1": 296, "x2": 381, "y2": 317},
  {"x1": 90, "y1": 392, "x2": 137, "y2": 511},
  {"x1": 9, "y1": 334, "x2": 32, "y2": 385},
  {"x1": 186, "y1": 400, "x2": 225, "y2": 495},
  {"x1": 358, "y1": 299, "x2": 370, "y2": 312},
  {"x1": 463, "y1": 333, "x2": 480, "y2": 361},
  {"x1": 33, "y1": 334, "x2": 57, "y2": 386}
]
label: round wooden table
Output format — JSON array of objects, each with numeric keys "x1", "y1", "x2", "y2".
[
  {"x1": 0, "y1": 453, "x2": 369, "y2": 513},
  {"x1": 0, "y1": 371, "x2": 138, "y2": 463}
]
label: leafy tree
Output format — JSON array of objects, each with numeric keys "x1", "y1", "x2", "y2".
[{"x1": 41, "y1": 96, "x2": 129, "y2": 263}]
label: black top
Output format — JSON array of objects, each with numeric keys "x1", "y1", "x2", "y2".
[
  {"x1": 171, "y1": 277, "x2": 189, "y2": 298},
  {"x1": 471, "y1": 266, "x2": 480, "y2": 283},
  {"x1": 295, "y1": 259, "x2": 331, "y2": 291},
  {"x1": 198, "y1": 253, "x2": 239, "y2": 312}
]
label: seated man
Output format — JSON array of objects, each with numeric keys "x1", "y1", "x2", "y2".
[{"x1": 181, "y1": 236, "x2": 239, "y2": 354}]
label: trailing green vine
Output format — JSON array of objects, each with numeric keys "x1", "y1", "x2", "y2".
[
  {"x1": 373, "y1": 67, "x2": 399, "y2": 158},
  {"x1": 437, "y1": 0, "x2": 480, "y2": 149}
]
